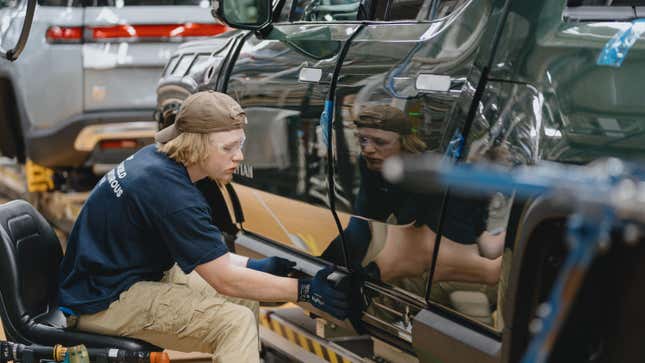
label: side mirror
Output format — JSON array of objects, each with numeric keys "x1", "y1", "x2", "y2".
[
  {"x1": 212, "y1": 0, "x2": 272, "y2": 31},
  {"x1": 0, "y1": 0, "x2": 36, "y2": 61}
]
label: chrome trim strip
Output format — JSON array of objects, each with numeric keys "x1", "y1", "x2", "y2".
[{"x1": 74, "y1": 121, "x2": 157, "y2": 151}]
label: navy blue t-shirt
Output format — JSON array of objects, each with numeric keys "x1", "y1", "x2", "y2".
[{"x1": 58, "y1": 145, "x2": 228, "y2": 314}]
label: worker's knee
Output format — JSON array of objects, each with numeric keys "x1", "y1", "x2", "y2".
[
  {"x1": 226, "y1": 304, "x2": 257, "y2": 344},
  {"x1": 232, "y1": 305, "x2": 257, "y2": 336},
  {"x1": 201, "y1": 303, "x2": 257, "y2": 348}
]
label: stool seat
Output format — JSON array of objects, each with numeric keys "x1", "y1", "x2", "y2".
[{"x1": 0, "y1": 200, "x2": 161, "y2": 351}]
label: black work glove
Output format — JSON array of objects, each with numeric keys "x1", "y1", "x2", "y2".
[
  {"x1": 343, "y1": 261, "x2": 381, "y2": 334},
  {"x1": 298, "y1": 266, "x2": 350, "y2": 320},
  {"x1": 247, "y1": 256, "x2": 296, "y2": 277}
]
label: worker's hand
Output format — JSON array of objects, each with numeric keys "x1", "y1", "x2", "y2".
[
  {"x1": 246, "y1": 256, "x2": 296, "y2": 277},
  {"x1": 297, "y1": 266, "x2": 350, "y2": 320}
]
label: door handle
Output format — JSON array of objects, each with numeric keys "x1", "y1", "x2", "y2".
[
  {"x1": 299, "y1": 67, "x2": 323, "y2": 83},
  {"x1": 415, "y1": 74, "x2": 465, "y2": 95}
]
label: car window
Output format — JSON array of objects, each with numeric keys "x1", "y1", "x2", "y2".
[
  {"x1": 290, "y1": 0, "x2": 363, "y2": 21},
  {"x1": 421, "y1": 0, "x2": 468, "y2": 20},
  {"x1": 373, "y1": 0, "x2": 425, "y2": 20},
  {"x1": 287, "y1": 0, "x2": 459, "y2": 22},
  {"x1": 38, "y1": 0, "x2": 207, "y2": 6},
  {"x1": 38, "y1": 0, "x2": 81, "y2": 6},
  {"x1": 568, "y1": 0, "x2": 645, "y2": 5},
  {"x1": 565, "y1": 0, "x2": 644, "y2": 20},
  {"x1": 93, "y1": 0, "x2": 208, "y2": 5},
  {"x1": 388, "y1": 0, "x2": 424, "y2": 20},
  {"x1": 276, "y1": 0, "x2": 294, "y2": 22}
]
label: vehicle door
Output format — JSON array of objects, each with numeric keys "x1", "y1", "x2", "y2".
[
  {"x1": 465, "y1": 1, "x2": 645, "y2": 362},
  {"x1": 402, "y1": 0, "x2": 645, "y2": 362},
  {"x1": 329, "y1": 0, "x2": 502, "y2": 357},
  {"x1": 82, "y1": 0, "x2": 223, "y2": 112},
  {"x1": 223, "y1": 0, "x2": 364, "y2": 256}
]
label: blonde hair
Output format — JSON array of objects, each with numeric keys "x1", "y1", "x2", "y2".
[
  {"x1": 157, "y1": 132, "x2": 212, "y2": 166},
  {"x1": 400, "y1": 134, "x2": 427, "y2": 154}
]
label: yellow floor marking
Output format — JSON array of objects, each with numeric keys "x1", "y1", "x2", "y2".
[
  {"x1": 297, "y1": 333, "x2": 310, "y2": 351},
  {"x1": 283, "y1": 326, "x2": 298, "y2": 345},
  {"x1": 261, "y1": 308, "x2": 355, "y2": 362},
  {"x1": 270, "y1": 318, "x2": 284, "y2": 337},
  {"x1": 311, "y1": 341, "x2": 325, "y2": 359},
  {"x1": 260, "y1": 314, "x2": 270, "y2": 328},
  {"x1": 328, "y1": 349, "x2": 340, "y2": 363}
]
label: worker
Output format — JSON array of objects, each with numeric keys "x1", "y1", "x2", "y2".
[{"x1": 58, "y1": 91, "x2": 349, "y2": 363}]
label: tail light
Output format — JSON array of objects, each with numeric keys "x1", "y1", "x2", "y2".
[
  {"x1": 46, "y1": 23, "x2": 228, "y2": 44},
  {"x1": 46, "y1": 26, "x2": 83, "y2": 43},
  {"x1": 100, "y1": 139, "x2": 138, "y2": 150}
]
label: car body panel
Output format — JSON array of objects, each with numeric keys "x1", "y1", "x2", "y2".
[
  {"x1": 488, "y1": 1, "x2": 645, "y2": 165},
  {"x1": 234, "y1": 183, "x2": 349, "y2": 254},
  {"x1": 155, "y1": 0, "x2": 645, "y2": 361},
  {"x1": 323, "y1": 0, "x2": 504, "y2": 341},
  {"x1": 224, "y1": 22, "x2": 361, "y2": 253},
  {"x1": 433, "y1": 1, "x2": 645, "y2": 361},
  {"x1": 156, "y1": 0, "x2": 509, "y2": 357},
  {"x1": 156, "y1": 31, "x2": 244, "y2": 128},
  {"x1": 82, "y1": 5, "x2": 216, "y2": 111},
  {"x1": 0, "y1": 5, "x2": 84, "y2": 131}
]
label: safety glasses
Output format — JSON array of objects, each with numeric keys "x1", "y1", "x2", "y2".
[{"x1": 214, "y1": 135, "x2": 246, "y2": 156}]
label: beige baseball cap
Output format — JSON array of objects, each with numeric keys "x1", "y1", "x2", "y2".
[{"x1": 155, "y1": 90, "x2": 247, "y2": 143}]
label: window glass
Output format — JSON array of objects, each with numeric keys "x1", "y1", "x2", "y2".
[
  {"x1": 277, "y1": 0, "x2": 294, "y2": 22},
  {"x1": 96, "y1": 0, "x2": 207, "y2": 5},
  {"x1": 565, "y1": 0, "x2": 644, "y2": 20},
  {"x1": 290, "y1": 0, "x2": 362, "y2": 21},
  {"x1": 568, "y1": 0, "x2": 645, "y2": 5},
  {"x1": 424, "y1": 0, "x2": 466, "y2": 20},
  {"x1": 382, "y1": 0, "x2": 425, "y2": 20},
  {"x1": 39, "y1": 0, "x2": 207, "y2": 6},
  {"x1": 38, "y1": 0, "x2": 81, "y2": 6}
]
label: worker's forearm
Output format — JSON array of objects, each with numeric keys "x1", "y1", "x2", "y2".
[
  {"x1": 220, "y1": 265, "x2": 298, "y2": 302},
  {"x1": 196, "y1": 256, "x2": 298, "y2": 302}
]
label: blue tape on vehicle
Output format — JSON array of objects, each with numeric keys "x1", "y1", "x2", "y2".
[
  {"x1": 597, "y1": 19, "x2": 645, "y2": 68},
  {"x1": 443, "y1": 129, "x2": 464, "y2": 161},
  {"x1": 320, "y1": 100, "x2": 333, "y2": 146}
]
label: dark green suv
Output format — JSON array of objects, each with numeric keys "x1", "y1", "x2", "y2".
[{"x1": 156, "y1": 0, "x2": 645, "y2": 361}]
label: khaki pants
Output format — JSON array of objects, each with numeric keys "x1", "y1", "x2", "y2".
[{"x1": 69, "y1": 265, "x2": 260, "y2": 363}]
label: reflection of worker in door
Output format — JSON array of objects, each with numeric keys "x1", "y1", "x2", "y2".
[{"x1": 323, "y1": 104, "x2": 502, "y2": 286}]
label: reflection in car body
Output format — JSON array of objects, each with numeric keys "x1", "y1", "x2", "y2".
[{"x1": 156, "y1": 0, "x2": 645, "y2": 361}]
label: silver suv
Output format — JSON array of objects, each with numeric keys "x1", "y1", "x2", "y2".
[{"x1": 0, "y1": 0, "x2": 226, "y2": 190}]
